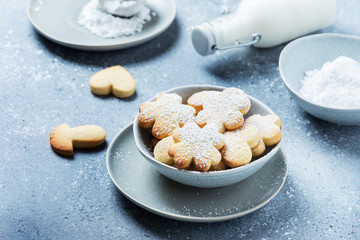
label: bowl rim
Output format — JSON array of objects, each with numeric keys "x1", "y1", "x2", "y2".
[
  {"x1": 279, "y1": 33, "x2": 360, "y2": 112},
  {"x1": 133, "y1": 84, "x2": 281, "y2": 176}
]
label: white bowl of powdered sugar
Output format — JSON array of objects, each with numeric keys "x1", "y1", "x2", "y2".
[{"x1": 279, "y1": 33, "x2": 360, "y2": 125}]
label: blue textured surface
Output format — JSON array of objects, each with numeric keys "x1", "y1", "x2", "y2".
[{"x1": 1, "y1": 0, "x2": 359, "y2": 239}]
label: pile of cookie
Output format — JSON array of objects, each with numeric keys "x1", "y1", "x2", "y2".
[{"x1": 138, "y1": 88, "x2": 282, "y2": 172}]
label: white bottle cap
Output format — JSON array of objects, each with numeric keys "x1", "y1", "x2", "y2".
[{"x1": 191, "y1": 23, "x2": 216, "y2": 56}]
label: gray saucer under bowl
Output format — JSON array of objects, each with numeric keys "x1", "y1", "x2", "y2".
[
  {"x1": 106, "y1": 123, "x2": 287, "y2": 222},
  {"x1": 279, "y1": 33, "x2": 360, "y2": 125}
]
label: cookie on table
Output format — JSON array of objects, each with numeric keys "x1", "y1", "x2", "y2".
[
  {"x1": 50, "y1": 124, "x2": 106, "y2": 156},
  {"x1": 168, "y1": 123, "x2": 225, "y2": 172},
  {"x1": 89, "y1": 65, "x2": 136, "y2": 98},
  {"x1": 138, "y1": 93, "x2": 196, "y2": 139},
  {"x1": 192, "y1": 88, "x2": 251, "y2": 133}
]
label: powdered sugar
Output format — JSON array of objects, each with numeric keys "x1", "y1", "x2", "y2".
[
  {"x1": 138, "y1": 93, "x2": 196, "y2": 139},
  {"x1": 172, "y1": 123, "x2": 225, "y2": 171},
  {"x1": 78, "y1": 0, "x2": 152, "y2": 38},
  {"x1": 176, "y1": 123, "x2": 224, "y2": 149},
  {"x1": 195, "y1": 88, "x2": 251, "y2": 132},
  {"x1": 187, "y1": 91, "x2": 220, "y2": 109},
  {"x1": 299, "y1": 56, "x2": 360, "y2": 109}
]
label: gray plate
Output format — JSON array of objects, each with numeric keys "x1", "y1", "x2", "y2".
[
  {"x1": 106, "y1": 123, "x2": 288, "y2": 222},
  {"x1": 27, "y1": 0, "x2": 176, "y2": 51}
]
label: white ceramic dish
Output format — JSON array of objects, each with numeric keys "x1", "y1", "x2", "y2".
[
  {"x1": 106, "y1": 123, "x2": 287, "y2": 222},
  {"x1": 279, "y1": 33, "x2": 360, "y2": 125},
  {"x1": 98, "y1": 0, "x2": 146, "y2": 17},
  {"x1": 133, "y1": 85, "x2": 281, "y2": 188},
  {"x1": 27, "y1": 0, "x2": 176, "y2": 51}
]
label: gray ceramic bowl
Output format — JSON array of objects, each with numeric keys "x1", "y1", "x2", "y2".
[
  {"x1": 279, "y1": 33, "x2": 360, "y2": 125},
  {"x1": 133, "y1": 85, "x2": 281, "y2": 188}
]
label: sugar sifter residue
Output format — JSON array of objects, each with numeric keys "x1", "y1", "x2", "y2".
[{"x1": 78, "y1": 0, "x2": 153, "y2": 38}]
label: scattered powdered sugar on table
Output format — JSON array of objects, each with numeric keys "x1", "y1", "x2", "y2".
[
  {"x1": 78, "y1": 0, "x2": 152, "y2": 38},
  {"x1": 299, "y1": 56, "x2": 360, "y2": 109}
]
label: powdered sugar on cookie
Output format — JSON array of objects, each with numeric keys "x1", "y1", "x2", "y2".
[
  {"x1": 168, "y1": 123, "x2": 225, "y2": 172},
  {"x1": 187, "y1": 90, "x2": 221, "y2": 113},
  {"x1": 138, "y1": 93, "x2": 196, "y2": 139},
  {"x1": 194, "y1": 88, "x2": 251, "y2": 133}
]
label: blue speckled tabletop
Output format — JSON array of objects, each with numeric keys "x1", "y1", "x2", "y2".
[{"x1": 1, "y1": 0, "x2": 359, "y2": 239}]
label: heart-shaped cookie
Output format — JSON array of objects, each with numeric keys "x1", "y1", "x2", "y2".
[{"x1": 89, "y1": 65, "x2": 136, "y2": 98}]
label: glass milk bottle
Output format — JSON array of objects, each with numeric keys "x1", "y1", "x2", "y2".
[{"x1": 191, "y1": 0, "x2": 337, "y2": 55}]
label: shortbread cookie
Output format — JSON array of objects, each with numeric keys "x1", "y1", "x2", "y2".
[
  {"x1": 194, "y1": 88, "x2": 251, "y2": 133},
  {"x1": 138, "y1": 93, "x2": 196, "y2": 139},
  {"x1": 50, "y1": 124, "x2": 106, "y2": 156},
  {"x1": 168, "y1": 123, "x2": 225, "y2": 172},
  {"x1": 209, "y1": 160, "x2": 227, "y2": 171},
  {"x1": 220, "y1": 123, "x2": 260, "y2": 168},
  {"x1": 187, "y1": 91, "x2": 220, "y2": 113},
  {"x1": 89, "y1": 65, "x2": 136, "y2": 98},
  {"x1": 153, "y1": 133, "x2": 227, "y2": 170},
  {"x1": 154, "y1": 136, "x2": 174, "y2": 165},
  {"x1": 246, "y1": 114, "x2": 282, "y2": 146},
  {"x1": 251, "y1": 139, "x2": 266, "y2": 157}
]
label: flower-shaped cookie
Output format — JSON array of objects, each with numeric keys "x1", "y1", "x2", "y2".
[
  {"x1": 187, "y1": 90, "x2": 220, "y2": 113},
  {"x1": 191, "y1": 88, "x2": 251, "y2": 133},
  {"x1": 168, "y1": 123, "x2": 225, "y2": 172},
  {"x1": 220, "y1": 123, "x2": 260, "y2": 168},
  {"x1": 138, "y1": 93, "x2": 196, "y2": 139},
  {"x1": 246, "y1": 114, "x2": 282, "y2": 146}
]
